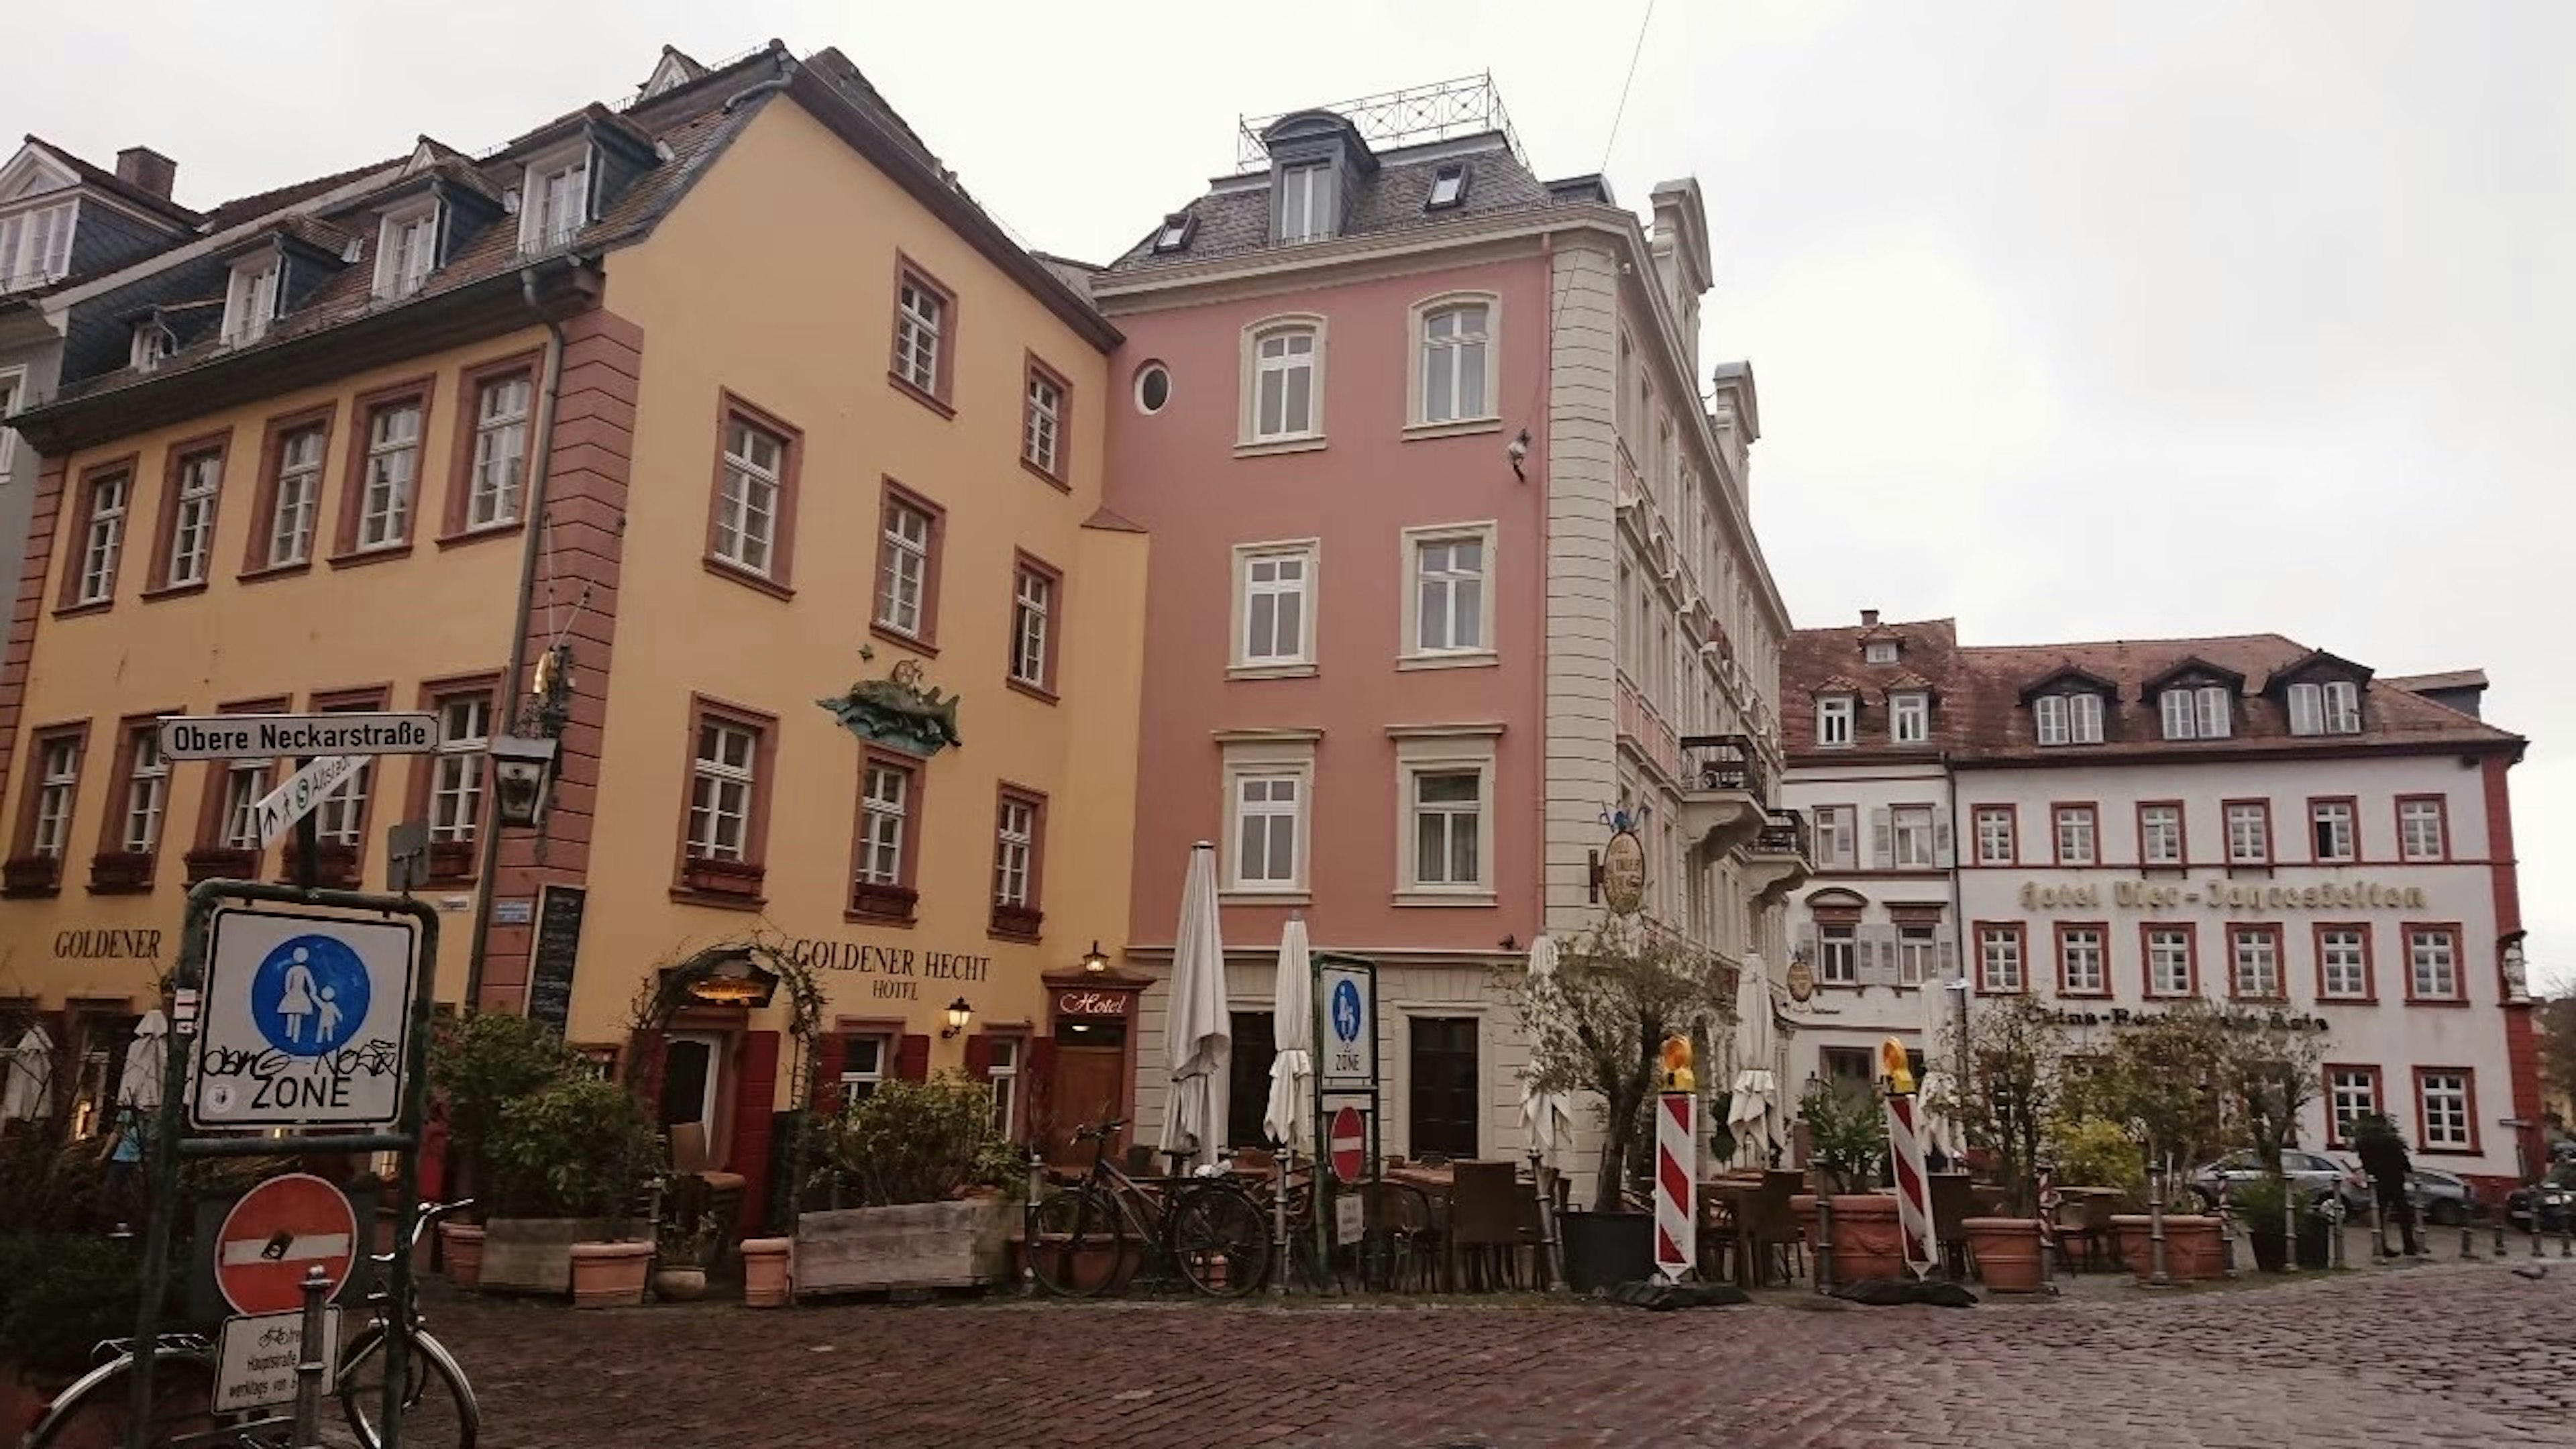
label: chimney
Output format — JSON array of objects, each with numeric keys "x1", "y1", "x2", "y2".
[
  {"x1": 115, "y1": 148, "x2": 177, "y2": 202},
  {"x1": 1860, "y1": 609, "x2": 1881, "y2": 628}
]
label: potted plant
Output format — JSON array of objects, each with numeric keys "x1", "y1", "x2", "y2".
[
  {"x1": 1943, "y1": 997, "x2": 2067, "y2": 1293},
  {"x1": 1505, "y1": 919, "x2": 1734, "y2": 1291},
  {"x1": 654, "y1": 1215, "x2": 718, "y2": 1301},
  {"x1": 1797, "y1": 1076, "x2": 1902, "y2": 1284},
  {"x1": 479, "y1": 1075, "x2": 658, "y2": 1302},
  {"x1": 428, "y1": 1012, "x2": 587, "y2": 1289},
  {"x1": 793, "y1": 1072, "x2": 1024, "y2": 1299}
]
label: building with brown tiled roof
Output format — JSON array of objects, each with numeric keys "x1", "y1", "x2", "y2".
[{"x1": 1779, "y1": 610, "x2": 2541, "y2": 1196}]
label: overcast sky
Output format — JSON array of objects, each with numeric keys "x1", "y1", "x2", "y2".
[{"x1": 16, "y1": 2, "x2": 2570, "y2": 986}]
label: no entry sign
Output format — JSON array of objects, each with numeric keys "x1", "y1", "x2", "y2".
[
  {"x1": 215, "y1": 1173, "x2": 358, "y2": 1315},
  {"x1": 1329, "y1": 1106, "x2": 1367, "y2": 1183}
]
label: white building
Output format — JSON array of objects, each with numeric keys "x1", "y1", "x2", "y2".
[{"x1": 1783, "y1": 615, "x2": 2542, "y2": 1194}]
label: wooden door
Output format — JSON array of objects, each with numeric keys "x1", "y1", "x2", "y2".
[
  {"x1": 1046, "y1": 1043, "x2": 1128, "y2": 1165},
  {"x1": 1407, "y1": 1016, "x2": 1479, "y2": 1160}
]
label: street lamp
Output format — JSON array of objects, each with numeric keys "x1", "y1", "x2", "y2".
[
  {"x1": 941, "y1": 998, "x2": 974, "y2": 1039},
  {"x1": 1080, "y1": 941, "x2": 1110, "y2": 975},
  {"x1": 486, "y1": 735, "x2": 559, "y2": 828}
]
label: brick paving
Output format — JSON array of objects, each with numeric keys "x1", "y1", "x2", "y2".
[{"x1": 425, "y1": 1251, "x2": 2576, "y2": 1448}]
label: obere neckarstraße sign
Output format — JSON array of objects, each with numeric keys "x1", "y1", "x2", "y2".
[{"x1": 160, "y1": 713, "x2": 441, "y2": 761}]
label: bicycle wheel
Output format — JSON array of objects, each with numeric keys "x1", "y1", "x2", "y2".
[
  {"x1": 337, "y1": 1324, "x2": 479, "y2": 1449},
  {"x1": 25, "y1": 1352, "x2": 230, "y2": 1449},
  {"x1": 1026, "y1": 1184, "x2": 1130, "y2": 1297},
  {"x1": 1169, "y1": 1183, "x2": 1272, "y2": 1298}
]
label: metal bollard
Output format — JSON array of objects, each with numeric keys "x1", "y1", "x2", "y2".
[
  {"x1": 2561, "y1": 1216, "x2": 2573, "y2": 1258},
  {"x1": 1023, "y1": 1150, "x2": 1044, "y2": 1295},
  {"x1": 291, "y1": 1266, "x2": 331, "y2": 1449},
  {"x1": 2216, "y1": 1174, "x2": 2237, "y2": 1277},
  {"x1": 2321, "y1": 1194, "x2": 2345, "y2": 1270},
  {"x1": 1271, "y1": 1145, "x2": 1290, "y2": 1299},
  {"x1": 2493, "y1": 1203, "x2": 2508, "y2": 1260},
  {"x1": 2532, "y1": 1203, "x2": 2547, "y2": 1259},
  {"x1": 1814, "y1": 1193, "x2": 1835, "y2": 1294},
  {"x1": 2461, "y1": 1213, "x2": 2476, "y2": 1260},
  {"x1": 2147, "y1": 1167, "x2": 2170, "y2": 1287}
]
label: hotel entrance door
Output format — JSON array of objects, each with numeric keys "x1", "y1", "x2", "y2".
[{"x1": 1044, "y1": 1020, "x2": 1127, "y2": 1164}]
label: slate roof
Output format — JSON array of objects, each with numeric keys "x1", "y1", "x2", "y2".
[
  {"x1": 21, "y1": 136, "x2": 203, "y2": 227},
  {"x1": 202, "y1": 156, "x2": 405, "y2": 233},
  {"x1": 1782, "y1": 619, "x2": 2519, "y2": 764}
]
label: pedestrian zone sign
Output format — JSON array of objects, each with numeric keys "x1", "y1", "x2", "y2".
[{"x1": 190, "y1": 904, "x2": 421, "y2": 1130}]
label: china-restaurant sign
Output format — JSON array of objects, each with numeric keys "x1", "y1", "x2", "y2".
[
  {"x1": 2018, "y1": 879, "x2": 2429, "y2": 913},
  {"x1": 2054, "y1": 1004, "x2": 2331, "y2": 1034}
]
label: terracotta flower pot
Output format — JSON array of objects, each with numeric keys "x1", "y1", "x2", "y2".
[
  {"x1": 740, "y1": 1236, "x2": 792, "y2": 1308},
  {"x1": 439, "y1": 1222, "x2": 486, "y2": 1291},
  {"x1": 2111, "y1": 1213, "x2": 2223, "y2": 1281},
  {"x1": 1962, "y1": 1216, "x2": 2046, "y2": 1292},
  {"x1": 568, "y1": 1240, "x2": 653, "y2": 1309},
  {"x1": 1811, "y1": 1194, "x2": 1904, "y2": 1286}
]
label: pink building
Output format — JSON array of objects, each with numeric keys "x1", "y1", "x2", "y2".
[{"x1": 1080, "y1": 82, "x2": 1801, "y2": 1185}]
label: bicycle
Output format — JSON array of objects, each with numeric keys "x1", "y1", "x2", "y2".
[
  {"x1": 25, "y1": 1198, "x2": 482, "y2": 1449},
  {"x1": 1024, "y1": 1120, "x2": 1271, "y2": 1299}
]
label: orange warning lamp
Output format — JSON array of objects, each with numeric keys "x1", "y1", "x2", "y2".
[
  {"x1": 1660, "y1": 1034, "x2": 1695, "y2": 1093},
  {"x1": 1879, "y1": 1036, "x2": 1915, "y2": 1095}
]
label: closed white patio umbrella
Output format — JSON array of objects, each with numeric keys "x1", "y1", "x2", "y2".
[
  {"x1": 2, "y1": 1024, "x2": 51, "y2": 1124},
  {"x1": 1263, "y1": 919, "x2": 1313, "y2": 1155},
  {"x1": 1516, "y1": 936, "x2": 1575, "y2": 1166},
  {"x1": 1726, "y1": 955, "x2": 1778, "y2": 1170},
  {"x1": 1915, "y1": 981, "x2": 1965, "y2": 1165},
  {"x1": 117, "y1": 1009, "x2": 170, "y2": 1113},
  {"x1": 1161, "y1": 843, "x2": 1230, "y2": 1175}
]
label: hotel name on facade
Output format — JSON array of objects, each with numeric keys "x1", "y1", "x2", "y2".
[{"x1": 2017, "y1": 879, "x2": 2431, "y2": 913}]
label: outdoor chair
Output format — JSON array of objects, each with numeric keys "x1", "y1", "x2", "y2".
[
  {"x1": 665, "y1": 1122, "x2": 746, "y2": 1251},
  {"x1": 1447, "y1": 1161, "x2": 1537, "y2": 1291},
  {"x1": 1929, "y1": 1173, "x2": 1974, "y2": 1279},
  {"x1": 1363, "y1": 1180, "x2": 1444, "y2": 1292},
  {"x1": 2055, "y1": 1194, "x2": 2113, "y2": 1273}
]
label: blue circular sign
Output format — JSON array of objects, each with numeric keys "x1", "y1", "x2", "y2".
[
  {"x1": 1331, "y1": 979, "x2": 1362, "y2": 1042},
  {"x1": 250, "y1": 934, "x2": 372, "y2": 1058}
]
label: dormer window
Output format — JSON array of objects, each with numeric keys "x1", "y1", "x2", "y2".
[
  {"x1": 1151, "y1": 213, "x2": 1194, "y2": 254},
  {"x1": 129, "y1": 322, "x2": 174, "y2": 373},
  {"x1": 1277, "y1": 162, "x2": 1333, "y2": 243},
  {"x1": 2034, "y1": 692, "x2": 2103, "y2": 746},
  {"x1": 519, "y1": 148, "x2": 590, "y2": 254},
  {"x1": 1864, "y1": 639, "x2": 1898, "y2": 665},
  {"x1": 1817, "y1": 694, "x2": 1855, "y2": 747},
  {"x1": 221, "y1": 258, "x2": 280, "y2": 345},
  {"x1": 0, "y1": 201, "x2": 74, "y2": 291},
  {"x1": 1890, "y1": 691, "x2": 1929, "y2": 745},
  {"x1": 2288, "y1": 680, "x2": 2361, "y2": 736},
  {"x1": 2159, "y1": 686, "x2": 2232, "y2": 741},
  {"x1": 1425, "y1": 163, "x2": 1468, "y2": 211},
  {"x1": 374, "y1": 201, "x2": 438, "y2": 299}
]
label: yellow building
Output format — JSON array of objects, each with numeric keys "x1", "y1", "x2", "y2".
[{"x1": 0, "y1": 44, "x2": 1145, "y2": 1206}]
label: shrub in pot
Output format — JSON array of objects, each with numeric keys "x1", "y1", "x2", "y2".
[
  {"x1": 1796, "y1": 1077, "x2": 1904, "y2": 1284},
  {"x1": 480, "y1": 1075, "x2": 659, "y2": 1303},
  {"x1": 427, "y1": 1012, "x2": 586, "y2": 1219},
  {"x1": 654, "y1": 1216, "x2": 718, "y2": 1302},
  {"x1": 797, "y1": 1072, "x2": 1024, "y2": 1297}
]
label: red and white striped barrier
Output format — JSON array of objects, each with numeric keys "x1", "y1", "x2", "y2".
[
  {"x1": 1654, "y1": 1090, "x2": 1696, "y2": 1281},
  {"x1": 1880, "y1": 1037, "x2": 1935, "y2": 1281}
]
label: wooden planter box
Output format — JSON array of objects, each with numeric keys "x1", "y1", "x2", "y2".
[
  {"x1": 283, "y1": 840, "x2": 360, "y2": 888},
  {"x1": 185, "y1": 846, "x2": 258, "y2": 883},
  {"x1": 88, "y1": 851, "x2": 156, "y2": 893},
  {"x1": 682, "y1": 855, "x2": 766, "y2": 899},
  {"x1": 427, "y1": 840, "x2": 476, "y2": 883},
  {"x1": 1, "y1": 855, "x2": 60, "y2": 898},
  {"x1": 989, "y1": 903, "x2": 1043, "y2": 940},
  {"x1": 478, "y1": 1217, "x2": 623, "y2": 1295},
  {"x1": 792, "y1": 1198, "x2": 1015, "y2": 1299},
  {"x1": 848, "y1": 881, "x2": 918, "y2": 923}
]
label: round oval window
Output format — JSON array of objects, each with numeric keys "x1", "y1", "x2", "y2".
[{"x1": 1134, "y1": 362, "x2": 1171, "y2": 414}]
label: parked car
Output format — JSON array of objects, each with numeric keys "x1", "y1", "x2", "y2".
[
  {"x1": 2187, "y1": 1150, "x2": 2347, "y2": 1210},
  {"x1": 2506, "y1": 1163, "x2": 2576, "y2": 1233},
  {"x1": 2329, "y1": 1160, "x2": 2477, "y2": 1224}
]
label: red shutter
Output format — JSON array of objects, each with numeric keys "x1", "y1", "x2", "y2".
[
  {"x1": 894, "y1": 1033, "x2": 930, "y2": 1082},
  {"x1": 1025, "y1": 1036, "x2": 1058, "y2": 1146},
  {"x1": 729, "y1": 1030, "x2": 781, "y2": 1234},
  {"x1": 963, "y1": 1032, "x2": 994, "y2": 1078},
  {"x1": 812, "y1": 1033, "x2": 847, "y2": 1115},
  {"x1": 627, "y1": 1028, "x2": 667, "y2": 1107}
]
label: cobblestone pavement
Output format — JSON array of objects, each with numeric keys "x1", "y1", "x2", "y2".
[{"x1": 429, "y1": 1252, "x2": 2576, "y2": 1448}]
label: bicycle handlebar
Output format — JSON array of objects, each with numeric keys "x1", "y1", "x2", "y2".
[
  {"x1": 380, "y1": 1198, "x2": 476, "y2": 1259},
  {"x1": 1075, "y1": 1120, "x2": 1130, "y2": 1142}
]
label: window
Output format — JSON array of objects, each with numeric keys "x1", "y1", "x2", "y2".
[
  {"x1": 1817, "y1": 695, "x2": 1854, "y2": 747},
  {"x1": 1407, "y1": 1016, "x2": 1478, "y2": 1159},
  {"x1": 2052, "y1": 805, "x2": 2097, "y2": 867},
  {"x1": 993, "y1": 792, "x2": 1038, "y2": 909},
  {"x1": 311, "y1": 696, "x2": 385, "y2": 849},
  {"x1": 2326, "y1": 1068, "x2": 2381, "y2": 1146},
  {"x1": 2316, "y1": 926, "x2": 2372, "y2": 1000},
  {"x1": 873, "y1": 488, "x2": 940, "y2": 641},
  {"x1": 131, "y1": 323, "x2": 174, "y2": 373},
  {"x1": 1277, "y1": 162, "x2": 1332, "y2": 242},
  {"x1": 223, "y1": 260, "x2": 280, "y2": 345},
  {"x1": 218, "y1": 762, "x2": 268, "y2": 850},
  {"x1": 163, "y1": 450, "x2": 221, "y2": 588},
  {"x1": 0, "y1": 371, "x2": 19, "y2": 477},
  {"x1": 893, "y1": 270, "x2": 946, "y2": 398},
  {"x1": 2309, "y1": 799, "x2": 2356, "y2": 863},
  {"x1": 984, "y1": 1036, "x2": 1022, "y2": 1136},
  {"x1": 25, "y1": 733, "x2": 83, "y2": 859},
  {"x1": 1250, "y1": 325, "x2": 1319, "y2": 440},
  {"x1": 71, "y1": 469, "x2": 129, "y2": 606},
  {"x1": 1821, "y1": 1047, "x2": 1878, "y2": 1092},
  {"x1": 1977, "y1": 924, "x2": 2025, "y2": 993},
  {"x1": 1812, "y1": 806, "x2": 1856, "y2": 870},
  {"x1": 1394, "y1": 731, "x2": 1496, "y2": 902},
  {"x1": 2405, "y1": 926, "x2": 2461, "y2": 1001},
  {"x1": 1234, "y1": 543, "x2": 1316, "y2": 672},
  {"x1": 1424, "y1": 163, "x2": 1467, "y2": 210},
  {"x1": 1233, "y1": 775, "x2": 1301, "y2": 889},
  {"x1": 838, "y1": 1034, "x2": 890, "y2": 1102},
  {"x1": 353, "y1": 401, "x2": 423, "y2": 550},
  {"x1": 2224, "y1": 801, "x2": 2271, "y2": 865},
  {"x1": 1406, "y1": 525, "x2": 1493, "y2": 658},
  {"x1": 1890, "y1": 692, "x2": 1929, "y2": 744},
  {"x1": 1150, "y1": 214, "x2": 1193, "y2": 253},
  {"x1": 117, "y1": 727, "x2": 167, "y2": 855},
  {"x1": 1896, "y1": 925, "x2": 1938, "y2": 987},
  {"x1": 1892, "y1": 806, "x2": 1935, "y2": 868},
  {"x1": 1411, "y1": 772, "x2": 1482, "y2": 888},
  {"x1": 1972, "y1": 806, "x2": 2015, "y2": 867},
  {"x1": 1818, "y1": 924, "x2": 1858, "y2": 985},
  {"x1": 2416, "y1": 1070, "x2": 2472, "y2": 1150},
  {"x1": 2035, "y1": 692, "x2": 2102, "y2": 745},
  {"x1": 2230, "y1": 925, "x2": 2283, "y2": 999},
  {"x1": 374, "y1": 203, "x2": 437, "y2": 298},
  {"x1": 2145, "y1": 926, "x2": 2195, "y2": 997},
  {"x1": 1134, "y1": 362, "x2": 1171, "y2": 414},
  {"x1": 466, "y1": 374, "x2": 533, "y2": 529},
  {"x1": 427, "y1": 692, "x2": 491, "y2": 846},
  {"x1": 711, "y1": 417, "x2": 784, "y2": 576},
  {"x1": 1010, "y1": 557, "x2": 1059, "y2": 694},
  {"x1": 688, "y1": 720, "x2": 759, "y2": 861},
  {"x1": 853, "y1": 758, "x2": 918, "y2": 913},
  {"x1": 1864, "y1": 639, "x2": 1898, "y2": 665},
  {"x1": 2159, "y1": 686, "x2": 2231, "y2": 739},
  {"x1": 521, "y1": 153, "x2": 590, "y2": 251},
  {"x1": 2139, "y1": 803, "x2": 2184, "y2": 866},
  {"x1": 2288, "y1": 680, "x2": 2361, "y2": 736},
  {"x1": 1417, "y1": 301, "x2": 1492, "y2": 424},
  {"x1": 2059, "y1": 925, "x2": 2106, "y2": 995},
  {"x1": 0, "y1": 201, "x2": 74, "y2": 288},
  {"x1": 2398, "y1": 798, "x2": 2447, "y2": 862},
  {"x1": 264, "y1": 423, "x2": 326, "y2": 568},
  {"x1": 1022, "y1": 362, "x2": 1066, "y2": 480}
]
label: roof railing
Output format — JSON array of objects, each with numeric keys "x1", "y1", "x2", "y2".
[{"x1": 1236, "y1": 72, "x2": 1521, "y2": 172}]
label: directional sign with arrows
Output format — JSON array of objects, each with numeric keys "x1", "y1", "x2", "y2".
[{"x1": 254, "y1": 755, "x2": 366, "y2": 847}]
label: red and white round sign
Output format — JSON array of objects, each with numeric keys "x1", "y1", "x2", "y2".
[
  {"x1": 215, "y1": 1172, "x2": 359, "y2": 1315},
  {"x1": 1329, "y1": 1106, "x2": 1367, "y2": 1183}
]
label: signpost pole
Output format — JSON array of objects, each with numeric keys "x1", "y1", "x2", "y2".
[
  {"x1": 290, "y1": 1267, "x2": 331, "y2": 1448},
  {"x1": 294, "y1": 756, "x2": 319, "y2": 892},
  {"x1": 124, "y1": 891, "x2": 216, "y2": 1448}
]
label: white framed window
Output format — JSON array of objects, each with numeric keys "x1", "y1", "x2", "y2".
[
  {"x1": 313, "y1": 706, "x2": 376, "y2": 847},
  {"x1": 120, "y1": 728, "x2": 166, "y2": 855},
  {"x1": 1247, "y1": 321, "x2": 1321, "y2": 442},
  {"x1": 857, "y1": 761, "x2": 910, "y2": 886},
  {"x1": 2399, "y1": 798, "x2": 2446, "y2": 861},
  {"x1": 1896, "y1": 925, "x2": 1937, "y2": 987},
  {"x1": 2231, "y1": 928, "x2": 2281, "y2": 998},
  {"x1": 2225, "y1": 802, "x2": 2270, "y2": 864},
  {"x1": 1892, "y1": 805, "x2": 1936, "y2": 868},
  {"x1": 267, "y1": 426, "x2": 323, "y2": 567},
  {"x1": 1234, "y1": 775, "x2": 1302, "y2": 889},
  {"x1": 1411, "y1": 773, "x2": 1482, "y2": 888},
  {"x1": 1277, "y1": 161, "x2": 1332, "y2": 241},
  {"x1": 2140, "y1": 804, "x2": 2184, "y2": 865},
  {"x1": 2318, "y1": 928, "x2": 2370, "y2": 1000},
  {"x1": 713, "y1": 418, "x2": 784, "y2": 576},
  {"x1": 468, "y1": 374, "x2": 533, "y2": 528},
  {"x1": 1424, "y1": 163, "x2": 1467, "y2": 210},
  {"x1": 2406, "y1": 927, "x2": 2460, "y2": 1000},
  {"x1": 1973, "y1": 806, "x2": 2015, "y2": 865},
  {"x1": 130, "y1": 323, "x2": 174, "y2": 373},
  {"x1": 1818, "y1": 924, "x2": 1858, "y2": 985},
  {"x1": 2310, "y1": 800, "x2": 2356, "y2": 863},
  {"x1": 1023, "y1": 369, "x2": 1063, "y2": 476},
  {"x1": 874, "y1": 496, "x2": 933, "y2": 636},
  {"x1": 1978, "y1": 926, "x2": 2023, "y2": 993},
  {"x1": 0, "y1": 370, "x2": 21, "y2": 478},
  {"x1": 2053, "y1": 805, "x2": 2097, "y2": 866},
  {"x1": 2070, "y1": 693, "x2": 2103, "y2": 743},
  {"x1": 985, "y1": 1036, "x2": 1022, "y2": 1134},
  {"x1": 374, "y1": 202, "x2": 438, "y2": 299},
  {"x1": 2418, "y1": 1072, "x2": 2471, "y2": 1149},
  {"x1": 429, "y1": 694, "x2": 492, "y2": 845},
  {"x1": 1010, "y1": 564, "x2": 1053, "y2": 690},
  {"x1": 1394, "y1": 730, "x2": 1499, "y2": 903},
  {"x1": 1812, "y1": 805, "x2": 1856, "y2": 870},
  {"x1": 2288, "y1": 680, "x2": 2361, "y2": 736},
  {"x1": 838, "y1": 1034, "x2": 891, "y2": 1101},
  {"x1": 1889, "y1": 691, "x2": 1929, "y2": 744},
  {"x1": 166, "y1": 451, "x2": 221, "y2": 588},
  {"x1": 1864, "y1": 639, "x2": 1898, "y2": 665},
  {"x1": 30, "y1": 736, "x2": 80, "y2": 858},
  {"x1": 2035, "y1": 694, "x2": 2066, "y2": 745},
  {"x1": 1413, "y1": 297, "x2": 1495, "y2": 426},
  {"x1": 1232, "y1": 541, "x2": 1318, "y2": 675},
  {"x1": 895, "y1": 275, "x2": 944, "y2": 394},
  {"x1": 75, "y1": 471, "x2": 129, "y2": 604},
  {"x1": 993, "y1": 796, "x2": 1036, "y2": 907},
  {"x1": 2146, "y1": 927, "x2": 2194, "y2": 996},
  {"x1": 2059, "y1": 926, "x2": 2106, "y2": 994},
  {"x1": 356, "y1": 402, "x2": 422, "y2": 549},
  {"x1": 0, "y1": 200, "x2": 75, "y2": 290},
  {"x1": 220, "y1": 762, "x2": 266, "y2": 850},
  {"x1": 519, "y1": 150, "x2": 590, "y2": 252},
  {"x1": 2196, "y1": 686, "x2": 2231, "y2": 738},
  {"x1": 222, "y1": 259, "x2": 280, "y2": 345},
  {"x1": 2328, "y1": 1069, "x2": 2379, "y2": 1142},
  {"x1": 1403, "y1": 523, "x2": 1495, "y2": 663},
  {"x1": 688, "y1": 720, "x2": 758, "y2": 861},
  {"x1": 1817, "y1": 695, "x2": 1854, "y2": 747}
]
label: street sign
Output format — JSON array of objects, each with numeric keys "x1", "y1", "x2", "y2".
[
  {"x1": 1329, "y1": 1106, "x2": 1367, "y2": 1183},
  {"x1": 1318, "y1": 963, "x2": 1375, "y2": 1089},
  {"x1": 1334, "y1": 1192, "x2": 1364, "y2": 1244},
  {"x1": 213, "y1": 1173, "x2": 358, "y2": 1315},
  {"x1": 213, "y1": 1307, "x2": 340, "y2": 1411},
  {"x1": 253, "y1": 755, "x2": 366, "y2": 848},
  {"x1": 190, "y1": 903, "x2": 422, "y2": 1130},
  {"x1": 160, "y1": 712, "x2": 440, "y2": 762},
  {"x1": 385, "y1": 818, "x2": 431, "y2": 893}
]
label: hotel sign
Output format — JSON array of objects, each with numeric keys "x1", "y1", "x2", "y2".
[
  {"x1": 782, "y1": 935, "x2": 994, "y2": 1005},
  {"x1": 2019, "y1": 879, "x2": 2428, "y2": 913}
]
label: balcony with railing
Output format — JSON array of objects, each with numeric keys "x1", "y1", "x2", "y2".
[
  {"x1": 1676, "y1": 734, "x2": 1766, "y2": 856},
  {"x1": 1743, "y1": 807, "x2": 1813, "y2": 903}
]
